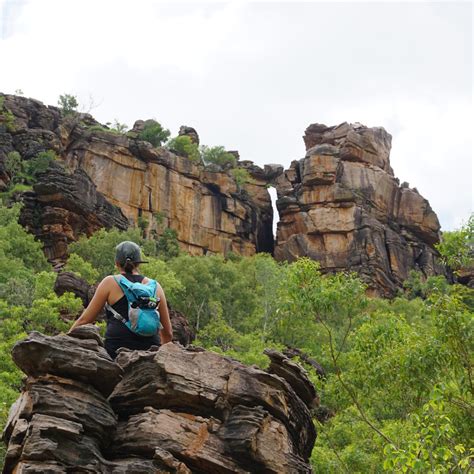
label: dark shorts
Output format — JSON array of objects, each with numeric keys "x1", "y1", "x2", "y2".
[{"x1": 105, "y1": 320, "x2": 160, "y2": 359}]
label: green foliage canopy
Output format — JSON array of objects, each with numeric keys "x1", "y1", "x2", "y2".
[
  {"x1": 138, "y1": 120, "x2": 171, "y2": 147},
  {"x1": 57, "y1": 94, "x2": 78, "y2": 115},
  {"x1": 436, "y1": 215, "x2": 473, "y2": 271},
  {"x1": 167, "y1": 135, "x2": 200, "y2": 162},
  {"x1": 1, "y1": 210, "x2": 473, "y2": 472},
  {"x1": 200, "y1": 145, "x2": 236, "y2": 168}
]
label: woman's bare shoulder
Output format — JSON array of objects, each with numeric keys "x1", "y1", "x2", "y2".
[{"x1": 99, "y1": 275, "x2": 119, "y2": 287}]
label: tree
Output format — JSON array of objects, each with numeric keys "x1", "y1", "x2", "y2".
[
  {"x1": 139, "y1": 120, "x2": 170, "y2": 147},
  {"x1": 200, "y1": 145, "x2": 236, "y2": 169},
  {"x1": 24, "y1": 150, "x2": 57, "y2": 178},
  {"x1": 57, "y1": 94, "x2": 79, "y2": 115},
  {"x1": 64, "y1": 254, "x2": 100, "y2": 284},
  {"x1": 68, "y1": 228, "x2": 143, "y2": 279},
  {"x1": 167, "y1": 135, "x2": 200, "y2": 162},
  {"x1": 436, "y1": 215, "x2": 473, "y2": 271},
  {"x1": 156, "y1": 228, "x2": 180, "y2": 260},
  {"x1": 5, "y1": 151, "x2": 22, "y2": 180},
  {"x1": 137, "y1": 216, "x2": 149, "y2": 238},
  {"x1": 0, "y1": 96, "x2": 16, "y2": 131}
]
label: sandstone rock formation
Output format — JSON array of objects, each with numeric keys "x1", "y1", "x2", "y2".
[
  {"x1": 271, "y1": 122, "x2": 443, "y2": 296},
  {"x1": 2, "y1": 326, "x2": 317, "y2": 473},
  {"x1": 0, "y1": 94, "x2": 273, "y2": 260},
  {"x1": 19, "y1": 163, "x2": 128, "y2": 265},
  {"x1": 1, "y1": 93, "x2": 445, "y2": 295}
]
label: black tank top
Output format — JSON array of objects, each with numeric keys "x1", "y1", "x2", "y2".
[{"x1": 104, "y1": 273, "x2": 161, "y2": 359}]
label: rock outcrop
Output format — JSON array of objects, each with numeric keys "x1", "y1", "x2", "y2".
[
  {"x1": 2, "y1": 326, "x2": 317, "y2": 473},
  {"x1": 1, "y1": 93, "x2": 445, "y2": 295},
  {"x1": 0, "y1": 94, "x2": 273, "y2": 260},
  {"x1": 19, "y1": 163, "x2": 129, "y2": 264},
  {"x1": 271, "y1": 122, "x2": 443, "y2": 296}
]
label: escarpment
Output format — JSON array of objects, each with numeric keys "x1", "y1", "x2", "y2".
[
  {"x1": 2, "y1": 326, "x2": 317, "y2": 473},
  {"x1": 0, "y1": 94, "x2": 274, "y2": 261},
  {"x1": 0, "y1": 93, "x2": 444, "y2": 295}
]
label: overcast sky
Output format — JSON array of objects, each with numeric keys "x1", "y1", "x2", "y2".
[{"x1": 1, "y1": 0, "x2": 472, "y2": 230}]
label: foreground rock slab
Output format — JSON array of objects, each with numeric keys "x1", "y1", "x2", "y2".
[
  {"x1": 3, "y1": 327, "x2": 317, "y2": 473},
  {"x1": 11, "y1": 331, "x2": 122, "y2": 397}
]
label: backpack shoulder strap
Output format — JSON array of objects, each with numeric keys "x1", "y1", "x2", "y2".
[
  {"x1": 146, "y1": 278, "x2": 158, "y2": 295},
  {"x1": 114, "y1": 275, "x2": 137, "y2": 302}
]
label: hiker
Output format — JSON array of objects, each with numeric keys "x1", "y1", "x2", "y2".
[{"x1": 69, "y1": 241, "x2": 173, "y2": 359}]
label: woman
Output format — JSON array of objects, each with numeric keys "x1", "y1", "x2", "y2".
[{"x1": 69, "y1": 241, "x2": 173, "y2": 359}]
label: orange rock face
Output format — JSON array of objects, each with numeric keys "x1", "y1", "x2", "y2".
[
  {"x1": 273, "y1": 122, "x2": 443, "y2": 296},
  {"x1": 0, "y1": 94, "x2": 445, "y2": 295},
  {"x1": 62, "y1": 130, "x2": 273, "y2": 256}
]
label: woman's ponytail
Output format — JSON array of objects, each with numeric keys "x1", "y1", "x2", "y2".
[{"x1": 123, "y1": 257, "x2": 135, "y2": 273}]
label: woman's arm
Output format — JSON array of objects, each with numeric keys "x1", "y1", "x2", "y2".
[
  {"x1": 69, "y1": 277, "x2": 111, "y2": 332},
  {"x1": 157, "y1": 284, "x2": 173, "y2": 344}
]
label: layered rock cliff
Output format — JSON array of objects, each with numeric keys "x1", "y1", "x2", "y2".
[
  {"x1": 0, "y1": 93, "x2": 444, "y2": 295},
  {"x1": 2, "y1": 326, "x2": 317, "y2": 473},
  {"x1": 0, "y1": 94, "x2": 273, "y2": 261},
  {"x1": 270, "y1": 123, "x2": 443, "y2": 296}
]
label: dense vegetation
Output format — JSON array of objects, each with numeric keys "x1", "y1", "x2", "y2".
[{"x1": 0, "y1": 201, "x2": 472, "y2": 471}]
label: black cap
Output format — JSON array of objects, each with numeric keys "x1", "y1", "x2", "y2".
[{"x1": 115, "y1": 241, "x2": 148, "y2": 265}]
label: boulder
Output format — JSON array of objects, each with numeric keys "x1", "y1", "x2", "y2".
[
  {"x1": 110, "y1": 343, "x2": 316, "y2": 459},
  {"x1": 4, "y1": 330, "x2": 317, "y2": 473},
  {"x1": 11, "y1": 330, "x2": 122, "y2": 397},
  {"x1": 178, "y1": 125, "x2": 200, "y2": 145}
]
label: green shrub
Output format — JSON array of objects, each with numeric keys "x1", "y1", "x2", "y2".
[
  {"x1": 87, "y1": 124, "x2": 123, "y2": 135},
  {"x1": 139, "y1": 257, "x2": 183, "y2": 299},
  {"x1": 0, "y1": 184, "x2": 32, "y2": 205},
  {"x1": 5, "y1": 151, "x2": 22, "y2": 178},
  {"x1": 231, "y1": 167, "x2": 251, "y2": 188},
  {"x1": 137, "y1": 216, "x2": 149, "y2": 237},
  {"x1": 167, "y1": 136, "x2": 200, "y2": 162},
  {"x1": 111, "y1": 119, "x2": 128, "y2": 133},
  {"x1": 138, "y1": 120, "x2": 170, "y2": 147},
  {"x1": 0, "y1": 97, "x2": 16, "y2": 131},
  {"x1": 24, "y1": 150, "x2": 57, "y2": 178},
  {"x1": 68, "y1": 228, "x2": 143, "y2": 279},
  {"x1": 64, "y1": 254, "x2": 100, "y2": 284},
  {"x1": 403, "y1": 270, "x2": 450, "y2": 299},
  {"x1": 436, "y1": 215, "x2": 473, "y2": 271},
  {"x1": 153, "y1": 211, "x2": 166, "y2": 228},
  {"x1": 200, "y1": 145, "x2": 236, "y2": 168},
  {"x1": 57, "y1": 94, "x2": 78, "y2": 115},
  {"x1": 156, "y1": 228, "x2": 180, "y2": 260}
]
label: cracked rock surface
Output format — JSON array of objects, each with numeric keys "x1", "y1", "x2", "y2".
[{"x1": 2, "y1": 325, "x2": 317, "y2": 473}]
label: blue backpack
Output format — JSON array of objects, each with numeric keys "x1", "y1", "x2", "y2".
[{"x1": 106, "y1": 275, "x2": 161, "y2": 337}]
